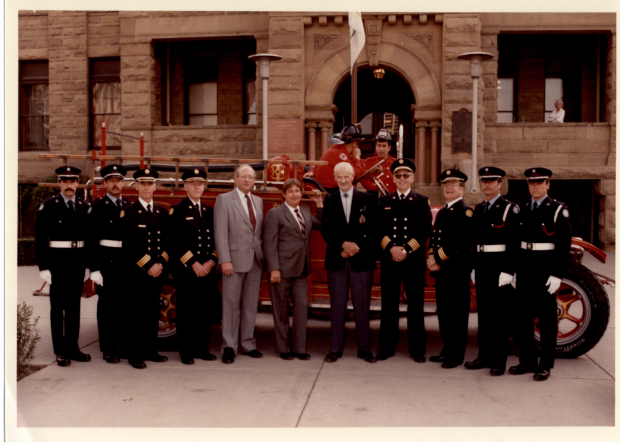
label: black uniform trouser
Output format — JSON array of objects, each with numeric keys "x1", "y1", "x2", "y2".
[
  {"x1": 435, "y1": 263, "x2": 471, "y2": 365},
  {"x1": 475, "y1": 266, "x2": 513, "y2": 368},
  {"x1": 513, "y1": 270, "x2": 558, "y2": 369},
  {"x1": 97, "y1": 257, "x2": 126, "y2": 355},
  {"x1": 379, "y1": 257, "x2": 426, "y2": 357},
  {"x1": 126, "y1": 269, "x2": 163, "y2": 361},
  {"x1": 49, "y1": 263, "x2": 85, "y2": 356},
  {"x1": 176, "y1": 268, "x2": 215, "y2": 357}
]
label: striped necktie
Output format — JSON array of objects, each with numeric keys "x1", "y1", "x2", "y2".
[{"x1": 295, "y1": 208, "x2": 306, "y2": 236}]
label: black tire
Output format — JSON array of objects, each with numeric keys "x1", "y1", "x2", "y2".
[{"x1": 534, "y1": 262, "x2": 610, "y2": 358}]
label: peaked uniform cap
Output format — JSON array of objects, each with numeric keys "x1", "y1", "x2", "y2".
[
  {"x1": 100, "y1": 164, "x2": 127, "y2": 179},
  {"x1": 391, "y1": 158, "x2": 416, "y2": 174},
  {"x1": 56, "y1": 166, "x2": 81, "y2": 180},
  {"x1": 133, "y1": 168, "x2": 159, "y2": 182},
  {"x1": 524, "y1": 167, "x2": 552, "y2": 182},
  {"x1": 441, "y1": 169, "x2": 468, "y2": 183},
  {"x1": 182, "y1": 168, "x2": 207, "y2": 182},
  {"x1": 478, "y1": 166, "x2": 505, "y2": 180}
]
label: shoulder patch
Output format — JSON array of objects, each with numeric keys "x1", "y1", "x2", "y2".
[
  {"x1": 120, "y1": 210, "x2": 125, "y2": 218},
  {"x1": 339, "y1": 153, "x2": 347, "y2": 161},
  {"x1": 512, "y1": 205, "x2": 520, "y2": 214},
  {"x1": 563, "y1": 208, "x2": 569, "y2": 218},
  {"x1": 465, "y1": 209, "x2": 473, "y2": 217},
  {"x1": 169, "y1": 207, "x2": 174, "y2": 215},
  {"x1": 39, "y1": 203, "x2": 44, "y2": 211}
]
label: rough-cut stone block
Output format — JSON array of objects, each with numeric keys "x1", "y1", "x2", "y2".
[
  {"x1": 444, "y1": 33, "x2": 481, "y2": 48},
  {"x1": 595, "y1": 179, "x2": 616, "y2": 195},
  {"x1": 443, "y1": 61, "x2": 471, "y2": 75},
  {"x1": 270, "y1": 61, "x2": 303, "y2": 77},
  {"x1": 548, "y1": 140, "x2": 608, "y2": 153},
  {"x1": 269, "y1": 105, "x2": 304, "y2": 120},
  {"x1": 269, "y1": 34, "x2": 303, "y2": 49},
  {"x1": 268, "y1": 77, "x2": 303, "y2": 92},
  {"x1": 444, "y1": 76, "x2": 473, "y2": 89},
  {"x1": 274, "y1": 49, "x2": 302, "y2": 63},
  {"x1": 444, "y1": 17, "x2": 481, "y2": 33},
  {"x1": 443, "y1": 90, "x2": 475, "y2": 104},
  {"x1": 567, "y1": 153, "x2": 609, "y2": 166},
  {"x1": 496, "y1": 127, "x2": 523, "y2": 140},
  {"x1": 585, "y1": 126, "x2": 611, "y2": 140},
  {"x1": 523, "y1": 126, "x2": 586, "y2": 140},
  {"x1": 270, "y1": 18, "x2": 303, "y2": 35}
]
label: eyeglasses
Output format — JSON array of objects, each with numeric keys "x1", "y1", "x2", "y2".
[
  {"x1": 442, "y1": 182, "x2": 461, "y2": 188},
  {"x1": 237, "y1": 175, "x2": 255, "y2": 180},
  {"x1": 394, "y1": 173, "x2": 412, "y2": 179}
]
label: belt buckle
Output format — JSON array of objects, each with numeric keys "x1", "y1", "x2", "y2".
[
  {"x1": 527, "y1": 243, "x2": 533, "y2": 250},
  {"x1": 71, "y1": 241, "x2": 77, "y2": 248}
]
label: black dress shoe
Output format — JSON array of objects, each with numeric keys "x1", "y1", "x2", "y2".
[
  {"x1": 377, "y1": 354, "x2": 390, "y2": 361},
  {"x1": 56, "y1": 355, "x2": 71, "y2": 367},
  {"x1": 144, "y1": 353, "x2": 168, "y2": 363},
  {"x1": 490, "y1": 367, "x2": 505, "y2": 376},
  {"x1": 130, "y1": 360, "x2": 147, "y2": 369},
  {"x1": 429, "y1": 355, "x2": 445, "y2": 363},
  {"x1": 242, "y1": 350, "x2": 263, "y2": 358},
  {"x1": 222, "y1": 348, "x2": 235, "y2": 364},
  {"x1": 197, "y1": 353, "x2": 217, "y2": 361},
  {"x1": 324, "y1": 352, "x2": 342, "y2": 363},
  {"x1": 103, "y1": 354, "x2": 120, "y2": 364},
  {"x1": 294, "y1": 353, "x2": 311, "y2": 360},
  {"x1": 68, "y1": 351, "x2": 91, "y2": 362},
  {"x1": 464, "y1": 357, "x2": 488, "y2": 370},
  {"x1": 280, "y1": 352, "x2": 294, "y2": 360},
  {"x1": 181, "y1": 357, "x2": 195, "y2": 365},
  {"x1": 533, "y1": 369, "x2": 550, "y2": 381},
  {"x1": 357, "y1": 350, "x2": 377, "y2": 363},
  {"x1": 412, "y1": 354, "x2": 426, "y2": 363},
  {"x1": 441, "y1": 361, "x2": 460, "y2": 369},
  {"x1": 509, "y1": 363, "x2": 535, "y2": 375}
]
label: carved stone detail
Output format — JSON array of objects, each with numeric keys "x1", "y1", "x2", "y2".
[
  {"x1": 365, "y1": 19, "x2": 383, "y2": 68},
  {"x1": 408, "y1": 34, "x2": 433, "y2": 52},
  {"x1": 314, "y1": 34, "x2": 341, "y2": 52}
]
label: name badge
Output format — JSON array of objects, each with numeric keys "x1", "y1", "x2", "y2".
[
  {"x1": 384, "y1": 207, "x2": 391, "y2": 210},
  {"x1": 138, "y1": 224, "x2": 146, "y2": 228},
  {"x1": 186, "y1": 217, "x2": 194, "y2": 220}
]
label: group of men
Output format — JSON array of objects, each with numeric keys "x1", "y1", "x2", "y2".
[{"x1": 35, "y1": 126, "x2": 571, "y2": 381}]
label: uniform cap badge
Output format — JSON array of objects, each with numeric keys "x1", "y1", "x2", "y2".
[
  {"x1": 145, "y1": 169, "x2": 150, "y2": 174},
  {"x1": 399, "y1": 159, "x2": 404, "y2": 164},
  {"x1": 113, "y1": 166, "x2": 117, "y2": 170},
  {"x1": 66, "y1": 167, "x2": 71, "y2": 171},
  {"x1": 194, "y1": 169, "x2": 199, "y2": 174},
  {"x1": 532, "y1": 169, "x2": 536, "y2": 173},
  {"x1": 446, "y1": 170, "x2": 451, "y2": 175}
]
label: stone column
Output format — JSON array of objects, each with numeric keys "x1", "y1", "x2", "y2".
[
  {"x1": 319, "y1": 122, "x2": 332, "y2": 158},
  {"x1": 306, "y1": 122, "x2": 317, "y2": 160},
  {"x1": 429, "y1": 121, "x2": 441, "y2": 185},
  {"x1": 416, "y1": 122, "x2": 428, "y2": 185}
]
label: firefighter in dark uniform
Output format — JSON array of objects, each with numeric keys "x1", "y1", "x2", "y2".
[
  {"x1": 169, "y1": 169, "x2": 219, "y2": 365},
  {"x1": 426, "y1": 169, "x2": 474, "y2": 368},
  {"x1": 35, "y1": 166, "x2": 91, "y2": 366},
  {"x1": 87, "y1": 164, "x2": 131, "y2": 363},
  {"x1": 121, "y1": 168, "x2": 170, "y2": 369},
  {"x1": 377, "y1": 158, "x2": 432, "y2": 362},
  {"x1": 509, "y1": 167, "x2": 572, "y2": 381},
  {"x1": 465, "y1": 167, "x2": 520, "y2": 376}
]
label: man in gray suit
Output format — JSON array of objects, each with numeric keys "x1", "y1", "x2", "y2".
[
  {"x1": 264, "y1": 179, "x2": 323, "y2": 361},
  {"x1": 214, "y1": 165, "x2": 265, "y2": 364}
]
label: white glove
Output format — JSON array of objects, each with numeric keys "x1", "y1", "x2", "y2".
[
  {"x1": 498, "y1": 272, "x2": 513, "y2": 287},
  {"x1": 39, "y1": 270, "x2": 52, "y2": 285},
  {"x1": 84, "y1": 268, "x2": 91, "y2": 283},
  {"x1": 546, "y1": 276, "x2": 562, "y2": 294},
  {"x1": 511, "y1": 273, "x2": 517, "y2": 289},
  {"x1": 90, "y1": 270, "x2": 104, "y2": 286},
  {"x1": 470, "y1": 270, "x2": 475, "y2": 284}
]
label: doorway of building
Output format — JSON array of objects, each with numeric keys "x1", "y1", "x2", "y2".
[{"x1": 333, "y1": 68, "x2": 415, "y2": 160}]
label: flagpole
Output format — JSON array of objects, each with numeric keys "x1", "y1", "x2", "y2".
[{"x1": 351, "y1": 60, "x2": 358, "y2": 124}]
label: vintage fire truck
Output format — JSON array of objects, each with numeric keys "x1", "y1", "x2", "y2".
[{"x1": 36, "y1": 126, "x2": 611, "y2": 360}]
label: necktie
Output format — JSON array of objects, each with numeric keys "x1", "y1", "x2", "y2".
[
  {"x1": 444, "y1": 203, "x2": 448, "y2": 210},
  {"x1": 400, "y1": 194, "x2": 406, "y2": 201},
  {"x1": 196, "y1": 203, "x2": 201, "y2": 218},
  {"x1": 485, "y1": 201, "x2": 490, "y2": 213},
  {"x1": 295, "y1": 208, "x2": 306, "y2": 236},
  {"x1": 117, "y1": 200, "x2": 122, "y2": 209},
  {"x1": 68, "y1": 200, "x2": 75, "y2": 212},
  {"x1": 343, "y1": 193, "x2": 349, "y2": 222},
  {"x1": 532, "y1": 202, "x2": 538, "y2": 212},
  {"x1": 246, "y1": 194, "x2": 256, "y2": 231},
  {"x1": 147, "y1": 203, "x2": 152, "y2": 221}
]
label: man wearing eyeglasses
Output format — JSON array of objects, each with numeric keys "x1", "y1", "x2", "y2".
[
  {"x1": 427, "y1": 169, "x2": 474, "y2": 369},
  {"x1": 377, "y1": 158, "x2": 431, "y2": 363},
  {"x1": 214, "y1": 165, "x2": 265, "y2": 364}
]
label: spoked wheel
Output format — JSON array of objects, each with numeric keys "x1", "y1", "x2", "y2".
[
  {"x1": 158, "y1": 276, "x2": 177, "y2": 338},
  {"x1": 534, "y1": 262, "x2": 609, "y2": 358}
]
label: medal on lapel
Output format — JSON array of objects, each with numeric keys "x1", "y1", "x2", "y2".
[{"x1": 359, "y1": 214, "x2": 366, "y2": 224}]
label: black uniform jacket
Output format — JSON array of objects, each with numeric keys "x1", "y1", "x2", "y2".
[
  {"x1": 35, "y1": 193, "x2": 90, "y2": 272},
  {"x1": 518, "y1": 196, "x2": 572, "y2": 279},
  {"x1": 429, "y1": 199, "x2": 473, "y2": 269},
  {"x1": 379, "y1": 190, "x2": 432, "y2": 258},
  {"x1": 87, "y1": 194, "x2": 132, "y2": 273},
  {"x1": 321, "y1": 189, "x2": 377, "y2": 272},
  {"x1": 472, "y1": 196, "x2": 520, "y2": 275},
  {"x1": 168, "y1": 197, "x2": 218, "y2": 271},
  {"x1": 120, "y1": 200, "x2": 170, "y2": 273}
]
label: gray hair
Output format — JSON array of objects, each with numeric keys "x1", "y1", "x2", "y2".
[
  {"x1": 333, "y1": 162, "x2": 354, "y2": 177},
  {"x1": 554, "y1": 99, "x2": 563, "y2": 106},
  {"x1": 236, "y1": 164, "x2": 256, "y2": 178}
]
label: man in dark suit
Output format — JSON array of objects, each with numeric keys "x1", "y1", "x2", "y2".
[
  {"x1": 214, "y1": 165, "x2": 265, "y2": 364},
  {"x1": 88, "y1": 164, "x2": 131, "y2": 363},
  {"x1": 377, "y1": 158, "x2": 431, "y2": 362},
  {"x1": 264, "y1": 179, "x2": 323, "y2": 360},
  {"x1": 427, "y1": 169, "x2": 474, "y2": 369},
  {"x1": 466, "y1": 166, "x2": 520, "y2": 376},
  {"x1": 509, "y1": 167, "x2": 572, "y2": 381},
  {"x1": 169, "y1": 169, "x2": 219, "y2": 365},
  {"x1": 121, "y1": 167, "x2": 170, "y2": 369},
  {"x1": 321, "y1": 162, "x2": 377, "y2": 363},
  {"x1": 36, "y1": 166, "x2": 91, "y2": 366}
]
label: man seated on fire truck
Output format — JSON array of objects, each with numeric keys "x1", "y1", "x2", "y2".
[
  {"x1": 359, "y1": 127, "x2": 398, "y2": 197},
  {"x1": 303, "y1": 124, "x2": 367, "y2": 194}
]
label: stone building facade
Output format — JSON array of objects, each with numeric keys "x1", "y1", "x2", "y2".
[{"x1": 17, "y1": 11, "x2": 615, "y2": 248}]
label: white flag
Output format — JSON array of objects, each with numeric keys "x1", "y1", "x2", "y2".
[{"x1": 349, "y1": 12, "x2": 365, "y2": 74}]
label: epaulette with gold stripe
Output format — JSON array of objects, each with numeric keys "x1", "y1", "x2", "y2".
[
  {"x1": 212, "y1": 250, "x2": 218, "y2": 258},
  {"x1": 438, "y1": 247, "x2": 449, "y2": 261},
  {"x1": 180, "y1": 251, "x2": 193, "y2": 265},
  {"x1": 407, "y1": 238, "x2": 420, "y2": 251},
  {"x1": 161, "y1": 251, "x2": 170, "y2": 263},
  {"x1": 381, "y1": 236, "x2": 391, "y2": 250},
  {"x1": 427, "y1": 247, "x2": 434, "y2": 256},
  {"x1": 137, "y1": 255, "x2": 150, "y2": 268}
]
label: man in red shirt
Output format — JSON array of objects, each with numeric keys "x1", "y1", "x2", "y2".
[
  {"x1": 304, "y1": 124, "x2": 366, "y2": 193},
  {"x1": 360, "y1": 127, "x2": 397, "y2": 196}
]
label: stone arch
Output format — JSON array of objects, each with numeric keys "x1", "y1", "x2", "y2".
[{"x1": 305, "y1": 33, "x2": 441, "y2": 108}]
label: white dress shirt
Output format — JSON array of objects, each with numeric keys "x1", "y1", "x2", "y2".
[
  {"x1": 236, "y1": 187, "x2": 257, "y2": 218},
  {"x1": 339, "y1": 188, "x2": 354, "y2": 223}
]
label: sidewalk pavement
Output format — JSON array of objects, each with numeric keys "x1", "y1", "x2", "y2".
[{"x1": 9, "y1": 252, "x2": 616, "y2": 440}]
